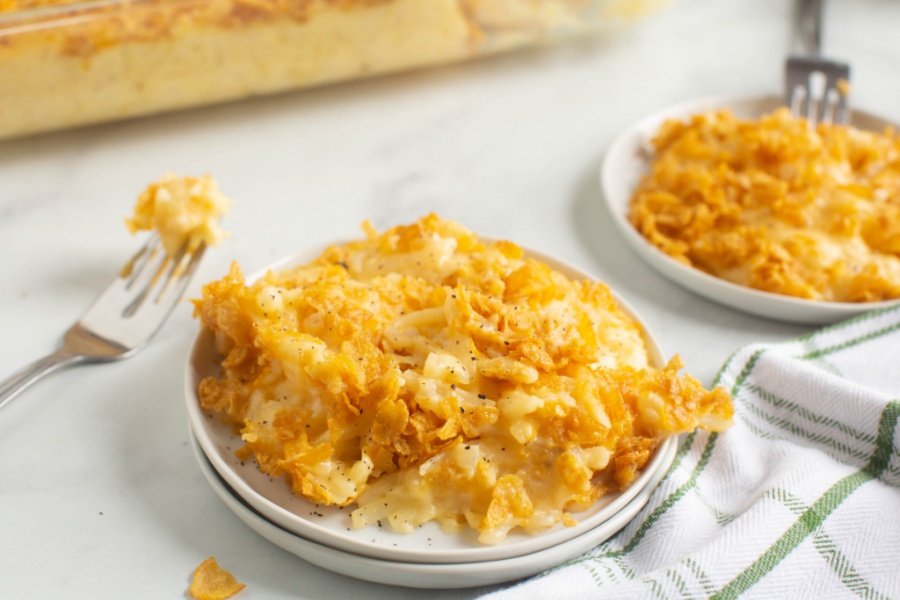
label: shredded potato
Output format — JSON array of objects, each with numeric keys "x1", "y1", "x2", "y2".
[
  {"x1": 194, "y1": 215, "x2": 732, "y2": 544},
  {"x1": 125, "y1": 173, "x2": 231, "y2": 256},
  {"x1": 628, "y1": 108, "x2": 900, "y2": 302}
]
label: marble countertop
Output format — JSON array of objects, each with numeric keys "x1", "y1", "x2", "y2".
[{"x1": 2, "y1": 0, "x2": 899, "y2": 597}]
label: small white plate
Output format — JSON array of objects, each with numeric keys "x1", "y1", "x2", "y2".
[
  {"x1": 600, "y1": 94, "x2": 900, "y2": 324},
  {"x1": 188, "y1": 426, "x2": 677, "y2": 589},
  {"x1": 185, "y1": 241, "x2": 676, "y2": 564}
]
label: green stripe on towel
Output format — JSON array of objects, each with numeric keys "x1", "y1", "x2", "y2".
[{"x1": 711, "y1": 401, "x2": 900, "y2": 599}]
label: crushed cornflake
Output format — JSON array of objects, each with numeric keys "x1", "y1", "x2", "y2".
[
  {"x1": 188, "y1": 557, "x2": 245, "y2": 600},
  {"x1": 194, "y1": 215, "x2": 733, "y2": 544},
  {"x1": 629, "y1": 108, "x2": 900, "y2": 302},
  {"x1": 126, "y1": 173, "x2": 231, "y2": 257}
]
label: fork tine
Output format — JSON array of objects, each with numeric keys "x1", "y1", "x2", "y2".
[
  {"x1": 123, "y1": 243, "x2": 206, "y2": 340},
  {"x1": 788, "y1": 81, "x2": 808, "y2": 119},
  {"x1": 786, "y1": 0, "x2": 851, "y2": 126},
  {"x1": 822, "y1": 88, "x2": 839, "y2": 125},
  {"x1": 152, "y1": 240, "x2": 201, "y2": 304},
  {"x1": 72, "y1": 236, "x2": 206, "y2": 354},
  {"x1": 157, "y1": 243, "x2": 206, "y2": 305},
  {"x1": 830, "y1": 77, "x2": 850, "y2": 124},
  {"x1": 122, "y1": 238, "x2": 174, "y2": 317},
  {"x1": 786, "y1": 63, "x2": 850, "y2": 127},
  {"x1": 79, "y1": 236, "x2": 163, "y2": 315},
  {"x1": 123, "y1": 233, "x2": 162, "y2": 288}
]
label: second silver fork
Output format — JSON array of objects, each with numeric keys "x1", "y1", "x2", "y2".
[{"x1": 785, "y1": 0, "x2": 851, "y2": 125}]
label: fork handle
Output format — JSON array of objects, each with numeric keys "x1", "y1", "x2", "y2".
[
  {"x1": 796, "y1": 0, "x2": 822, "y2": 56},
  {"x1": 0, "y1": 352, "x2": 86, "y2": 411}
]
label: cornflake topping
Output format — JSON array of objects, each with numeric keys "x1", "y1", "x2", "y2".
[
  {"x1": 194, "y1": 214, "x2": 732, "y2": 544},
  {"x1": 629, "y1": 108, "x2": 900, "y2": 302},
  {"x1": 188, "y1": 557, "x2": 245, "y2": 600},
  {"x1": 126, "y1": 173, "x2": 231, "y2": 257}
]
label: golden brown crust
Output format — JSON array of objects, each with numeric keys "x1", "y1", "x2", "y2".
[
  {"x1": 0, "y1": 0, "x2": 488, "y2": 138},
  {"x1": 188, "y1": 557, "x2": 245, "y2": 600},
  {"x1": 193, "y1": 215, "x2": 733, "y2": 543},
  {"x1": 0, "y1": 0, "x2": 661, "y2": 139},
  {"x1": 4, "y1": 0, "x2": 296, "y2": 56},
  {"x1": 629, "y1": 109, "x2": 900, "y2": 302},
  {"x1": 0, "y1": 0, "x2": 409, "y2": 57}
]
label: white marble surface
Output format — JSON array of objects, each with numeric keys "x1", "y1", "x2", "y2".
[{"x1": 1, "y1": 0, "x2": 899, "y2": 597}]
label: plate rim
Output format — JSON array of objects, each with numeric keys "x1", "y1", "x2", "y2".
[
  {"x1": 599, "y1": 93, "x2": 900, "y2": 324},
  {"x1": 184, "y1": 238, "x2": 678, "y2": 564},
  {"x1": 187, "y1": 424, "x2": 677, "y2": 589}
]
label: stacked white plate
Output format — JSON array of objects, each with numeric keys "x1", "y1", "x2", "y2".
[{"x1": 184, "y1": 247, "x2": 679, "y2": 589}]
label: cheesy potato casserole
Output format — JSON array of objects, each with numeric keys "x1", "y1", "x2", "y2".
[
  {"x1": 125, "y1": 173, "x2": 231, "y2": 256},
  {"x1": 629, "y1": 108, "x2": 900, "y2": 302},
  {"x1": 0, "y1": 0, "x2": 660, "y2": 138},
  {"x1": 195, "y1": 215, "x2": 731, "y2": 543}
]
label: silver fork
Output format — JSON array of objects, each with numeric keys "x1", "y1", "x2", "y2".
[
  {"x1": 785, "y1": 0, "x2": 851, "y2": 125},
  {"x1": 0, "y1": 236, "x2": 206, "y2": 410}
]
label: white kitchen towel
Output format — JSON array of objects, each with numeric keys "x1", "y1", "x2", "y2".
[{"x1": 482, "y1": 306, "x2": 900, "y2": 599}]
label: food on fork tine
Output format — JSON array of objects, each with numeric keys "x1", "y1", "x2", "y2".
[
  {"x1": 629, "y1": 108, "x2": 900, "y2": 302},
  {"x1": 125, "y1": 174, "x2": 231, "y2": 257},
  {"x1": 836, "y1": 78, "x2": 851, "y2": 97},
  {"x1": 193, "y1": 215, "x2": 733, "y2": 545}
]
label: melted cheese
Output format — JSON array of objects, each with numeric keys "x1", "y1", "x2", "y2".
[
  {"x1": 126, "y1": 173, "x2": 231, "y2": 256},
  {"x1": 194, "y1": 214, "x2": 732, "y2": 543},
  {"x1": 629, "y1": 108, "x2": 900, "y2": 302},
  {"x1": 0, "y1": 0, "x2": 662, "y2": 138}
]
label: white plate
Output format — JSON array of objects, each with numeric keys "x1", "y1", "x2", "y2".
[
  {"x1": 185, "y1": 242, "x2": 677, "y2": 564},
  {"x1": 600, "y1": 94, "x2": 900, "y2": 324},
  {"x1": 188, "y1": 426, "x2": 677, "y2": 589}
]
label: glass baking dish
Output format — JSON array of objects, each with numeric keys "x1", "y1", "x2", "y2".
[{"x1": 0, "y1": 0, "x2": 660, "y2": 139}]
